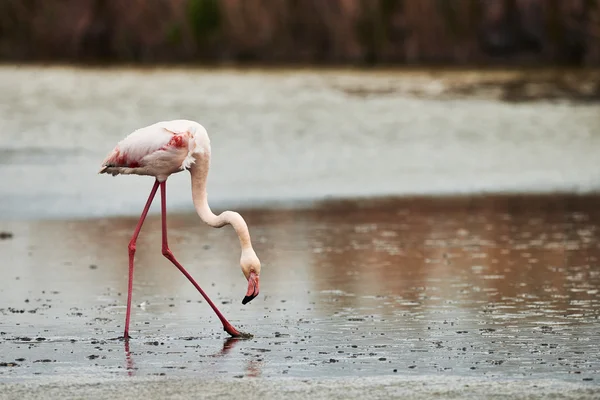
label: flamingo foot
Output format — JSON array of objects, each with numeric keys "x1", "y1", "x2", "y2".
[
  {"x1": 223, "y1": 323, "x2": 253, "y2": 339},
  {"x1": 108, "y1": 335, "x2": 131, "y2": 341}
]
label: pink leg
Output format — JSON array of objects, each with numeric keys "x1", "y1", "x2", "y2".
[
  {"x1": 123, "y1": 180, "x2": 160, "y2": 339},
  {"x1": 159, "y1": 181, "x2": 242, "y2": 337}
]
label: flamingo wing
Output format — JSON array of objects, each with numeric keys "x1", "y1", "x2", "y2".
[{"x1": 100, "y1": 120, "x2": 195, "y2": 177}]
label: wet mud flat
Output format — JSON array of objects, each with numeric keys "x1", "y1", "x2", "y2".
[{"x1": 0, "y1": 194, "x2": 599, "y2": 398}]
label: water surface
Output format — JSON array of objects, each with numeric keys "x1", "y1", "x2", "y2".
[
  {"x1": 0, "y1": 66, "x2": 599, "y2": 219},
  {"x1": 1, "y1": 195, "x2": 599, "y2": 383}
]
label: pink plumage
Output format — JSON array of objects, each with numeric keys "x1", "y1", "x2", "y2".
[{"x1": 99, "y1": 120, "x2": 204, "y2": 181}]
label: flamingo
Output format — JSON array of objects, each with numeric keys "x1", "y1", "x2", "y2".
[{"x1": 99, "y1": 120, "x2": 261, "y2": 338}]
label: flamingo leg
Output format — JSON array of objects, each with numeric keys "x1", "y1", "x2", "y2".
[
  {"x1": 124, "y1": 179, "x2": 160, "y2": 339},
  {"x1": 159, "y1": 181, "x2": 242, "y2": 337}
]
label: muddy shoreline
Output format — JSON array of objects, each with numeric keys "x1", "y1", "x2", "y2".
[{"x1": 1, "y1": 376, "x2": 599, "y2": 400}]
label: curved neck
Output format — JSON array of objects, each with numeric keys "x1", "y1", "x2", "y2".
[{"x1": 189, "y1": 154, "x2": 254, "y2": 251}]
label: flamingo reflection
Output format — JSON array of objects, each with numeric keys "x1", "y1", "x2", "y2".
[
  {"x1": 122, "y1": 337, "x2": 262, "y2": 377},
  {"x1": 124, "y1": 339, "x2": 135, "y2": 376}
]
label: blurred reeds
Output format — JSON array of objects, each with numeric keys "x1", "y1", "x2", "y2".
[{"x1": 0, "y1": 0, "x2": 598, "y2": 65}]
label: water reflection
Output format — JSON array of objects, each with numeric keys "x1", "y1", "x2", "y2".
[
  {"x1": 305, "y1": 196, "x2": 599, "y2": 318},
  {"x1": 213, "y1": 338, "x2": 263, "y2": 378},
  {"x1": 121, "y1": 336, "x2": 261, "y2": 378},
  {"x1": 1, "y1": 194, "x2": 599, "y2": 380},
  {"x1": 124, "y1": 339, "x2": 135, "y2": 377},
  {"x1": 216, "y1": 337, "x2": 241, "y2": 357}
]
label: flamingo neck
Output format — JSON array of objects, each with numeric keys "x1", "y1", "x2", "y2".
[{"x1": 189, "y1": 152, "x2": 254, "y2": 251}]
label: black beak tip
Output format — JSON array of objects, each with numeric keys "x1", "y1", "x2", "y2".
[{"x1": 242, "y1": 295, "x2": 256, "y2": 305}]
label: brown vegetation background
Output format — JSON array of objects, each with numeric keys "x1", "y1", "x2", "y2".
[{"x1": 0, "y1": 0, "x2": 599, "y2": 65}]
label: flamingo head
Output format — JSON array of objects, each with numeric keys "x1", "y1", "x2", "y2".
[{"x1": 240, "y1": 248, "x2": 261, "y2": 305}]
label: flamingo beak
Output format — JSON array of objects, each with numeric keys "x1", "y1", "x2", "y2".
[{"x1": 242, "y1": 272, "x2": 259, "y2": 305}]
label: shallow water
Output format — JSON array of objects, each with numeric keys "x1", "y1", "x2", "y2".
[
  {"x1": 0, "y1": 66, "x2": 599, "y2": 219},
  {"x1": 1, "y1": 195, "x2": 599, "y2": 384}
]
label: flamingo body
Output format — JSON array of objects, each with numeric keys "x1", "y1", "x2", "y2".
[
  {"x1": 99, "y1": 120, "x2": 260, "y2": 339},
  {"x1": 100, "y1": 120, "x2": 208, "y2": 181}
]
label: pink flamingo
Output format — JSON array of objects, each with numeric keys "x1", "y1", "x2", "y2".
[{"x1": 99, "y1": 120, "x2": 261, "y2": 338}]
